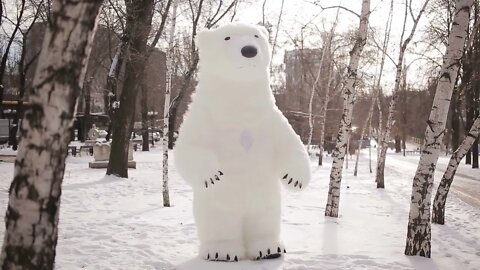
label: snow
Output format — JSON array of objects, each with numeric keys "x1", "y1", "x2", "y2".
[{"x1": 0, "y1": 146, "x2": 479, "y2": 269}]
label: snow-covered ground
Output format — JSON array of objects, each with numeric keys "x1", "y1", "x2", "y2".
[{"x1": 0, "y1": 146, "x2": 479, "y2": 270}]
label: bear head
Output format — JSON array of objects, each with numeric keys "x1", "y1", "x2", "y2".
[{"x1": 197, "y1": 23, "x2": 271, "y2": 82}]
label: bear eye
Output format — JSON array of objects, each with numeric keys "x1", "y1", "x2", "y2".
[
  {"x1": 224, "y1": 36, "x2": 231, "y2": 41},
  {"x1": 254, "y1": 35, "x2": 259, "y2": 38}
]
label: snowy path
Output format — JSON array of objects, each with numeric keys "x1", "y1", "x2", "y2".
[
  {"x1": 0, "y1": 148, "x2": 478, "y2": 269},
  {"x1": 386, "y1": 153, "x2": 480, "y2": 208}
]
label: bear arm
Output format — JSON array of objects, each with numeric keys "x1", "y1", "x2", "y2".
[
  {"x1": 173, "y1": 142, "x2": 222, "y2": 189},
  {"x1": 273, "y1": 114, "x2": 311, "y2": 190}
]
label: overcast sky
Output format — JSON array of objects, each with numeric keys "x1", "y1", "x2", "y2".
[
  {"x1": 234, "y1": 0, "x2": 442, "y2": 93},
  {"x1": 2, "y1": 0, "x2": 442, "y2": 94}
]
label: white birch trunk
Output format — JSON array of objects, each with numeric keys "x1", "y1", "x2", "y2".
[
  {"x1": 162, "y1": 1, "x2": 178, "y2": 208},
  {"x1": 405, "y1": 0, "x2": 473, "y2": 257},
  {"x1": 354, "y1": 92, "x2": 377, "y2": 176},
  {"x1": 374, "y1": 0, "x2": 394, "y2": 168},
  {"x1": 0, "y1": 1, "x2": 102, "y2": 268},
  {"x1": 306, "y1": 48, "x2": 327, "y2": 155},
  {"x1": 376, "y1": 0, "x2": 430, "y2": 188},
  {"x1": 376, "y1": 94, "x2": 383, "y2": 163},
  {"x1": 432, "y1": 116, "x2": 480, "y2": 225},
  {"x1": 307, "y1": 9, "x2": 339, "y2": 155},
  {"x1": 318, "y1": 63, "x2": 336, "y2": 166},
  {"x1": 325, "y1": 0, "x2": 370, "y2": 217},
  {"x1": 368, "y1": 116, "x2": 373, "y2": 173},
  {"x1": 306, "y1": 79, "x2": 316, "y2": 154}
]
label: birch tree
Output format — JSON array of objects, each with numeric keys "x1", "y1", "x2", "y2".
[
  {"x1": 0, "y1": 0, "x2": 102, "y2": 268},
  {"x1": 405, "y1": 0, "x2": 473, "y2": 257},
  {"x1": 162, "y1": 0, "x2": 178, "y2": 208},
  {"x1": 432, "y1": 116, "x2": 480, "y2": 225},
  {"x1": 325, "y1": 0, "x2": 370, "y2": 218},
  {"x1": 376, "y1": 0, "x2": 430, "y2": 189},
  {"x1": 317, "y1": 63, "x2": 338, "y2": 165},
  {"x1": 307, "y1": 9, "x2": 339, "y2": 156},
  {"x1": 354, "y1": 0, "x2": 394, "y2": 175}
]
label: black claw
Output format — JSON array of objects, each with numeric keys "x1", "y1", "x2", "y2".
[
  {"x1": 219, "y1": 171, "x2": 224, "y2": 175},
  {"x1": 283, "y1": 249, "x2": 287, "y2": 253},
  {"x1": 210, "y1": 178, "x2": 215, "y2": 184},
  {"x1": 215, "y1": 175, "x2": 220, "y2": 181},
  {"x1": 267, "y1": 248, "x2": 271, "y2": 254},
  {"x1": 277, "y1": 247, "x2": 281, "y2": 253},
  {"x1": 205, "y1": 181, "x2": 208, "y2": 188},
  {"x1": 207, "y1": 253, "x2": 210, "y2": 260},
  {"x1": 259, "y1": 251, "x2": 263, "y2": 257},
  {"x1": 234, "y1": 256, "x2": 238, "y2": 261},
  {"x1": 265, "y1": 253, "x2": 281, "y2": 259},
  {"x1": 215, "y1": 252, "x2": 218, "y2": 259},
  {"x1": 256, "y1": 256, "x2": 260, "y2": 260},
  {"x1": 294, "y1": 181, "x2": 299, "y2": 187},
  {"x1": 288, "y1": 178, "x2": 293, "y2": 184},
  {"x1": 299, "y1": 183, "x2": 303, "y2": 189},
  {"x1": 283, "y1": 173, "x2": 288, "y2": 179},
  {"x1": 226, "y1": 254, "x2": 230, "y2": 261}
]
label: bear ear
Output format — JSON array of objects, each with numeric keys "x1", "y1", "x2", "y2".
[{"x1": 255, "y1": 25, "x2": 270, "y2": 39}]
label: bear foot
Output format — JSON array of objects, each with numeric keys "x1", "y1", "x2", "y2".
[
  {"x1": 200, "y1": 240, "x2": 244, "y2": 262},
  {"x1": 247, "y1": 239, "x2": 285, "y2": 260}
]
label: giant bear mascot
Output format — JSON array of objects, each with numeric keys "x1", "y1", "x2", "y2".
[{"x1": 174, "y1": 23, "x2": 311, "y2": 262}]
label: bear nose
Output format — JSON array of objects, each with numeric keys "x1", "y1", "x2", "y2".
[{"x1": 241, "y1": 46, "x2": 257, "y2": 58}]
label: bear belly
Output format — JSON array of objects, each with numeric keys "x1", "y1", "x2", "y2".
[{"x1": 210, "y1": 127, "x2": 276, "y2": 179}]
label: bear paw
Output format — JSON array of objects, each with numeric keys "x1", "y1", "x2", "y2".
[
  {"x1": 203, "y1": 170, "x2": 224, "y2": 189},
  {"x1": 247, "y1": 240, "x2": 285, "y2": 260},
  {"x1": 281, "y1": 173, "x2": 307, "y2": 191},
  {"x1": 200, "y1": 241, "x2": 244, "y2": 262}
]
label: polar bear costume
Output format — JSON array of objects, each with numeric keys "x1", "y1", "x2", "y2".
[{"x1": 174, "y1": 23, "x2": 311, "y2": 262}]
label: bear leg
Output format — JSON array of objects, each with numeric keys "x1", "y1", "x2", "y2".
[
  {"x1": 194, "y1": 204, "x2": 245, "y2": 262},
  {"x1": 244, "y1": 206, "x2": 285, "y2": 260}
]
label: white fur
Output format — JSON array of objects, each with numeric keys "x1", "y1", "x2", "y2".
[{"x1": 174, "y1": 23, "x2": 311, "y2": 261}]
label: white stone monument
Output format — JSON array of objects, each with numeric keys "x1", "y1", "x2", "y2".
[{"x1": 89, "y1": 141, "x2": 136, "y2": 169}]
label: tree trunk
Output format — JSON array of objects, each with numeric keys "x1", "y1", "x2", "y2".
[
  {"x1": 107, "y1": 0, "x2": 154, "y2": 178},
  {"x1": 369, "y1": 116, "x2": 373, "y2": 173},
  {"x1": 374, "y1": 0, "x2": 394, "y2": 169},
  {"x1": 466, "y1": 88, "x2": 473, "y2": 164},
  {"x1": 105, "y1": 41, "x2": 128, "y2": 142},
  {"x1": 376, "y1": 0, "x2": 430, "y2": 187},
  {"x1": 82, "y1": 79, "x2": 92, "y2": 141},
  {"x1": 432, "y1": 116, "x2": 480, "y2": 224},
  {"x1": 318, "y1": 63, "x2": 335, "y2": 166},
  {"x1": 0, "y1": 1, "x2": 102, "y2": 268},
  {"x1": 473, "y1": 138, "x2": 479, "y2": 168},
  {"x1": 162, "y1": 0, "x2": 177, "y2": 208},
  {"x1": 402, "y1": 64, "x2": 407, "y2": 156},
  {"x1": 141, "y1": 76, "x2": 150, "y2": 151},
  {"x1": 450, "y1": 91, "x2": 461, "y2": 152},
  {"x1": 473, "y1": 78, "x2": 479, "y2": 168},
  {"x1": 354, "y1": 91, "x2": 377, "y2": 176},
  {"x1": 325, "y1": 0, "x2": 370, "y2": 218},
  {"x1": 405, "y1": 0, "x2": 472, "y2": 257}
]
